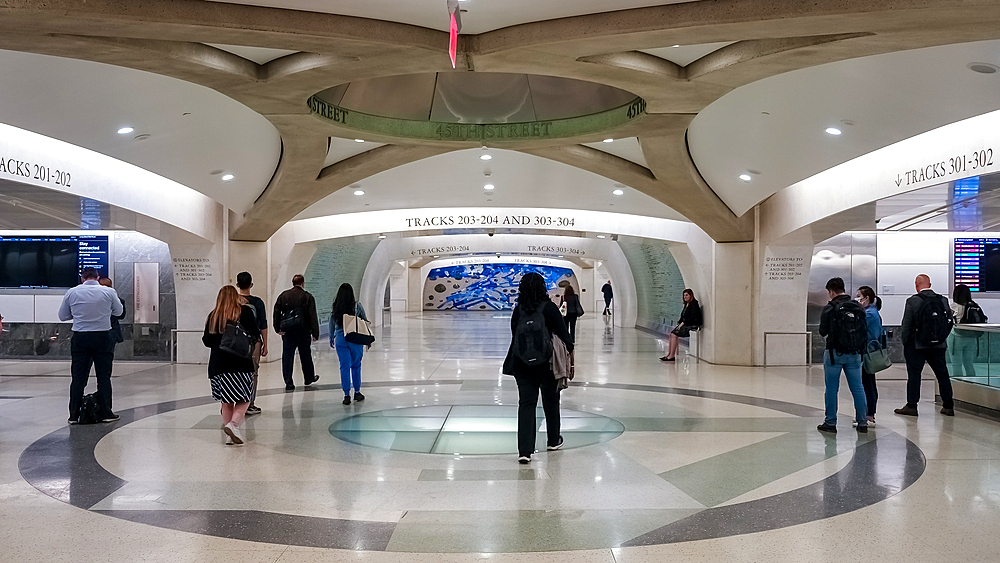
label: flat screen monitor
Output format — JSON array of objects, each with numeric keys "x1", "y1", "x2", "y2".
[
  {"x1": 954, "y1": 237, "x2": 1000, "y2": 292},
  {"x1": 0, "y1": 235, "x2": 109, "y2": 288}
]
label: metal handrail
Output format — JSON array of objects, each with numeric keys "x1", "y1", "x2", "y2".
[
  {"x1": 763, "y1": 331, "x2": 813, "y2": 366},
  {"x1": 169, "y1": 329, "x2": 204, "y2": 364}
]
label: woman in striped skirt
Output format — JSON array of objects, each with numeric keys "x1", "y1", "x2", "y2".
[{"x1": 202, "y1": 285, "x2": 261, "y2": 445}]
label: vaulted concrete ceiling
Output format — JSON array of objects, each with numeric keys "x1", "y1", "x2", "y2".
[{"x1": 2, "y1": 1, "x2": 1000, "y2": 243}]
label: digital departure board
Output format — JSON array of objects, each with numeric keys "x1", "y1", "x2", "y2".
[
  {"x1": 0, "y1": 235, "x2": 109, "y2": 287},
  {"x1": 954, "y1": 238, "x2": 1000, "y2": 292}
]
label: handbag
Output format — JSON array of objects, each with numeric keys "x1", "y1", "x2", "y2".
[
  {"x1": 219, "y1": 320, "x2": 253, "y2": 359},
  {"x1": 343, "y1": 303, "x2": 375, "y2": 346},
  {"x1": 558, "y1": 299, "x2": 568, "y2": 316},
  {"x1": 573, "y1": 298, "x2": 584, "y2": 317},
  {"x1": 279, "y1": 306, "x2": 303, "y2": 332},
  {"x1": 862, "y1": 339, "x2": 891, "y2": 373}
]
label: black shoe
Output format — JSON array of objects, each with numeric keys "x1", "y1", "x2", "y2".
[
  {"x1": 246, "y1": 406, "x2": 262, "y2": 415},
  {"x1": 354, "y1": 392, "x2": 365, "y2": 402},
  {"x1": 817, "y1": 423, "x2": 837, "y2": 434},
  {"x1": 856, "y1": 425, "x2": 868, "y2": 433},
  {"x1": 101, "y1": 414, "x2": 120, "y2": 423},
  {"x1": 518, "y1": 455, "x2": 531, "y2": 464},
  {"x1": 67, "y1": 418, "x2": 79, "y2": 425},
  {"x1": 285, "y1": 385, "x2": 295, "y2": 392},
  {"x1": 305, "y1": 376, "x2": 319, "y2": 386},
  {"x1": 547, "y1": 436, "x2": 564, "y2": 451},
  {"x1": 660, "y1": 356, "x2": 675, "y2": 362},
  {"x1": 894, "y1": 405, "x2": 918, "y2": 416},
  {"x1": 343, "y1": 395, "x2": 351, "y2": 405},
  {"x1": 941, "y1": 407, "x2": 955, "y2": 416}
]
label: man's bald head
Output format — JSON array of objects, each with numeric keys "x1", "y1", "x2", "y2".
[{"x1": 915, "y1": 274, "x2": 931, "y2": 291}]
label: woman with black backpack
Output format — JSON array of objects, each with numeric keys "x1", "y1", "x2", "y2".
[
  {"x1": 952, "y1": 283, "x2": 986, "y2": 377},
  {"x1": 502, "y1": 272, "x2": 574, "y2": 464},
  {"x1": 202, "y1": 285, "x2": 261, "y2": 446}
]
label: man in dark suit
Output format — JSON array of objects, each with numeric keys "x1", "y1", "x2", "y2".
[
  {"x1": 273, "y1": 274, "x2": 319, "y2": 392},
  {"x1": 894, "y1": 274, "x2": 955, "y2": 417}
]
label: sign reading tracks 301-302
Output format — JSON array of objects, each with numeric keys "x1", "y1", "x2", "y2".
[{"x1": 307, "y1": 96, "x2": 646, "y2": 142}]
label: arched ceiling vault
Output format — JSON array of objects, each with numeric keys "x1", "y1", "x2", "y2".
[{"x1": 2, "y1": 1, "x2": 1000, "y2": 241}]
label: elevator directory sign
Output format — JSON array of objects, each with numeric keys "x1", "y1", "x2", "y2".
[{"x1": 954, "y1": 238, "x2": 1000, "y2": 292}]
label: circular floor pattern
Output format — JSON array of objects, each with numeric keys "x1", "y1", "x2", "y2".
[
  {"x1": 330, "y1": 405, "x2": 625, "y2": 454},
  {"x1": 18, "y1": 380, "x2": 927, "y2": 552}
]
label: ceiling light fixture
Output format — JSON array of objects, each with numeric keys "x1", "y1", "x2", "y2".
[
  {"x1": 612, "y1": 189, "x2": 624, "y2": 196},
  {"x1": 480, "y1": 154, "x2": 492, "y2": 161},
  {"x1": 378, "y1": 234, "x2": 387, "y2": 239},
  {"x1": 671, "y1": 44, "x2": 680, "y2": 48},
  {"x1": 969, "y1": 62, "x2": 1000, "y2": 74},
  {"x1": 221, "y1": 174, "x2": 235, "y2": 181},
  {"x1": 825, "y1": 127, "x2": 842, "y2": 136},
  {"x1": 596, "y1": 235, "x2": 606, "y2": 239},
  {"x1": 354, "y1": 139, "x2": 365, "y2": 143},
  {"x1": 117, "y1": 127, "x2": 134, "y2": 135},
  {"x1": 739, "y1": 174, "x2": 752, "y2": 182},
  {"x1": 603, "y1": 138, "x2": 614, "y2": 143},
  {"x1": 484, "y1": 184, "x2": 494, "y2": 190},
  {"x1": 354, "y1": 190, "x2": 365, "y2": 195}
]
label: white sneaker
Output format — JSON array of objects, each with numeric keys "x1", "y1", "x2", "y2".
[
  {"x1": 224, "y1": 431, "x2": 233, "y2": 445},
  {"x1": 224, "y1": 422, "x2": 244, "y2": 445}
]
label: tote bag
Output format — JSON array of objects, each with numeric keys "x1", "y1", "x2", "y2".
[
  {"x1": 862, "y1": 339, "x2": 891, "y2": 373},
  {"x1": 343, "y1": 303, "x2": 375, "y2": 346}
]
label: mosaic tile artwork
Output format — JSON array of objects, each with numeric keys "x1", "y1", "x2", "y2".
[{"x1": 424, "y1": 263, "x2": 576, "y2": 310}]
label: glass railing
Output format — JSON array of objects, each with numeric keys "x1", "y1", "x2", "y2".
[{"x1": 947, "y1": 325, "x2": 1000, "y2": 388}]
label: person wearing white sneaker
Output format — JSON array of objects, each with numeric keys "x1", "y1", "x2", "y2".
[{"x1": 203, "y1": 286, "x2": 261, "y2": 446}]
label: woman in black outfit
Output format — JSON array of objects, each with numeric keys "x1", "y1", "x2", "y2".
[
  {"x1": 202, "y1": 285, "x2": 261, "y2": 445},
  {"x1": 660, "y1": 288, "x2": 702, "y2": 362},
  {"x1": 560, "y1": 285, "x2": 583, "y2": 343},
  {"x1": 502, "y1": 273, "x2": 575, "y2": 464}
]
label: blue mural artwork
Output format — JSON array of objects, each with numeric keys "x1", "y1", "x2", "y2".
[{"x1": 424, "y1": 263, "x2": 577, "y2": 310}]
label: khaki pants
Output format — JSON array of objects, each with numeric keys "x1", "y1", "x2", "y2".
[{"x1": 250, "y1": 340, "x2": 262, "y2": 403}]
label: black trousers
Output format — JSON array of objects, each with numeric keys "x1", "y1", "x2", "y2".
[
  {"x1": 564, "y1": 316, "x2": 577, "y2": 343},
  {"x1": 904, "y1": 343, "x2": 954, "y2": 409},
  {"x1": 861, "y1": 367, "x2": 878, "y2": 417},
  {"x1": 514, "y1": 372, "x2": 561, "y2": 456},
  {"x1": 281, "y1": 330, "x2": 315, "y2": 386},
  {"x1": 69, "y1": 331, "x2": 115, "y2": 419},
  {"x1": 603, "y1": 297, "x2": 611, "y2": 314}
]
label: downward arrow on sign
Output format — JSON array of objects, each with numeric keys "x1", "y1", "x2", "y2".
[{"x1": 895, "y1": 175, "x2": 902, "y2": 187}]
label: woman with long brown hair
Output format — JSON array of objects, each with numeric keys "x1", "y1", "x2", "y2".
[
  {"x1": 559, "y1": 284, "x2": 583, "y2": 343},
  {"x1": 660, "y1": 289, "x2": 702, "y2": 362},
  {"x1": 202, "y1": 285, "x2": 260, "y2": 445}
]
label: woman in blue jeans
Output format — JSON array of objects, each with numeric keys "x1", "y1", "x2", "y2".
[{"x1": 330, "y1": 283, "x2": 368, "y2": 405}]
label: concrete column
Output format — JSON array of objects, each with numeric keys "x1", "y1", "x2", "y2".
[{"x1": 700, "y1": 242, "x2": 754, "y2": 366}]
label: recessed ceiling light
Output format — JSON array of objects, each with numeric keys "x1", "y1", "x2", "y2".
[
  {"x1": 484, "y1": 184, "x2": 494, "y2": 190},
  {"x1": 825, "y1": 127, "x2": 842, "y2": 136},
  {"x1": 378, "y1": 234, "x2": 387, "y2": 239},
  {"x1": 671, "y1": 44, "x2": 680, "y2": 48},
  {"x1": 739, "y1": 174, "x2": 752, "y2": 182},
  {"x1": 354, "y1": 139, "x2": 365, "y2": 143},
  {"x1": 134, "y1": 134, "x2": 151, "y2": 141},
  {"x1": 480, "y1": 154, "x2": 492, "y2": 161},
  {"x1": 596, "y1": 235, "x2": 606, "y2": 239},
  {"x1": 612, "y1": 189, "x2": 624, "y2": 196},
  {"x1": 969, "y1": 62, "x2": 1000, "y2": 74},
  {"x1": 117, "y1": 127, "x2": 134, "y2": 135},
  {"x1": 354, "y1": 190, "x2": 365, "y2": 196},
  {"x1": 603, "y1": 138, "x2": 614, "y2": 143},
  {"x1": 433, "y1": 255, "x2": 440, "y2": 258},
  {"x1": 221, "y1": 174, "x2": 235, "y2": 181}
]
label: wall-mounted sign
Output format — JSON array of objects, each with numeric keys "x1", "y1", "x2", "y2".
[
  {"x1": 406, "y1": 214, "x2": 576, "y2": 228},
  {"x1": 307, "y1": 96, "x2": 646, "y2": 143},
  {"x1": 893, "y1": 148, "x2": 995, "y2": 188},
  {"x1": 0, "y1": 156, "x2": 73, "y2": 189}
]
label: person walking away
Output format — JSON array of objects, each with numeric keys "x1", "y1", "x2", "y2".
[
  {"x1": 660, "y1": 289, "x2": 702, "y2": 362},
  {"x1": 237, "y1": 271, "x2": 268, "y2": 415},
  {"x1": 331, "y1": 283, "x2": 369, "y2": 405},
  {"x1": 98, "y1": 277, "x2": 127, "y2": 349},
  {"x1": 502, "y1": 272, "x2": 574, "y2": 464},
  {"x1": 60, "y1": 267, "x2": 124, "y2": 424},
  {"x1": 273, "y1": 274, "x2": 319, "y2": 392},
  {"x1": 894, "y1": 274, "x2": 956, "y2": 417},
  {"x1": 202, "y1": 285, "x2": 261, "y2": 445},
  {"x1": 601, "y1": 281, "x2": 613, "y2": 315},
  {"x1": 560, "y1": 285, "x2": 583, "y2": 343},
  {"x1": 817, "y1": 277, "x2": 868, "y2": 434},
  {"x1": 950, "y1": 283, "x2": 986, "y2": 378},
  {"x1": 856, "y1": 286, "x2": 883, "y2": 427}
]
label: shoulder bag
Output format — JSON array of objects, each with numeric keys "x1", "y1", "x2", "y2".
[
  {"x1": 219, "y1": 320, "x2": 253, "y2": 359},
  {"x1": 343, "y1": 303, "x2": 375, "y2": 346}
]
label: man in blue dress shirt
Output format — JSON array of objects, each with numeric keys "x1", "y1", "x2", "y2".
[{"x1": 59, "y1": 267, "x2": 124, "y2": 424}]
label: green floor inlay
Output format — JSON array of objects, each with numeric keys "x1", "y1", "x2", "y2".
[{"x1": 330, "y1": 405, "x2": 625, "y2": 455}]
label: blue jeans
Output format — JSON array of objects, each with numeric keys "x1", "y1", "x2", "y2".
[
  {"x1": 823, "y1": 350, "x2": 867, "y2": 427},
  {"x1": 334, "y1": 332, "x2": 364, "y2": 395}
]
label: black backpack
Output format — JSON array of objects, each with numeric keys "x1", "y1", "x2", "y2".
[
  {"x1": 827, "y1": 298, "x2": 868, "y2": 354},
  {"x1": 78, "y1": 393, "x2": 101, "y2": 424},
  {"x1": 915, "y1": 292, "x2": 953, "y2": 347},
  {"x1": 512, "y1": 305, "x2": 552, "y2": 366},
  {"x1": 962, "y1": 301, "x2": 988, "y2": 324}
]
